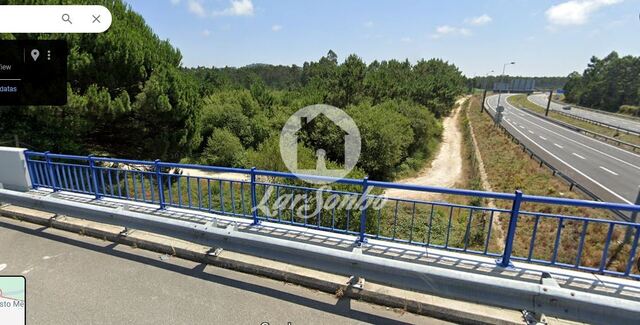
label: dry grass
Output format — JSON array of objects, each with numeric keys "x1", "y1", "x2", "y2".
[{"x1": 466, "y1": 95, "x2": 638, "y2": 274}]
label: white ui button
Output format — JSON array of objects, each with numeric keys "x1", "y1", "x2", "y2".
[{"x1": 0, "y1": 5, "x2": 112, "y2": 33}]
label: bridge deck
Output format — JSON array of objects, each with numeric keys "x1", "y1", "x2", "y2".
[{"x1": 10, "y1": 188, "x2": 640, "y2": 304}]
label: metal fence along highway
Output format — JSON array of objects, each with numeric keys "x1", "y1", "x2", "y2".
[
  {"x1": 528, "y1": 94, "x2": 640, "y2": 136},
  {"x1": 22, "y1": 150, "x2": 640, "y2": 279}
]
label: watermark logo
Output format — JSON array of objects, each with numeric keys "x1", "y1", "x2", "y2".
[{"x1": 279, "y1": 104, "x2": 361, "y2": 184}]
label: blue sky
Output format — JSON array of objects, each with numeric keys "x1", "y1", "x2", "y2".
[{"x1": 124, "y1": 0, "x2": 639, "y2": 77}]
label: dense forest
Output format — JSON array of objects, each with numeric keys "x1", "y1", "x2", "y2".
[
  {"x1": 563, "y1": 51, "x2": 640, "y2": 114},
  {"x1": 0, "y1": 0, "x2": 466, "y2": 181},
  {"x1": 468, "y1": 76, "x2": 567, "y2": 91}
]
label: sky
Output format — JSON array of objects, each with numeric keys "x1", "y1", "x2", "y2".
[{"x1": 124, "y1": 0, "x2": 640, "y2": 77}]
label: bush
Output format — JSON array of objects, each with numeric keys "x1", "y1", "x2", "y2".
[
  {"x1": 619, "y1": 105, "x2": 640, "y2": 117},
  {"x1": 201, "y1": 129, "x2": 246, "y2": 167}
]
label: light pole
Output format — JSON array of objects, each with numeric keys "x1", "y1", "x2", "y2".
[{"x1": 496, "y1": 62, "x2": 515, "y2": 108}]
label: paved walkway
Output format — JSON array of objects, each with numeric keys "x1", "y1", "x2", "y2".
[{"x1": 0, "y1": 216, "x2": 448, "y2": 325}]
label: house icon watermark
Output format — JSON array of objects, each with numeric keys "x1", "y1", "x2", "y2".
[{"x1": 279, "y1": 104, "x2": 361, "y2": 184}]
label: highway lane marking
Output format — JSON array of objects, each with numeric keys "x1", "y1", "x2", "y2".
[
  {"x1": 553, "y1": 143, "x2": 563, "y2": 149},
  {"x1": 529, "y1": 94, "x2": 640, "y2": 133},
  {"x1": 500, "y1": 97, "x2": 640, "y2": 171},
  {"x1": 528, "y1": 130, "x2": 534, "y2": 134},
  {"x1": 485, "y1": 97, "x2": 632, "y2": 204},
  {"x1": 572, "y1": 153, "x2": 586, "y2": 159},
  {"x1": 599, "y1": 166, "x2": 619, "y2": 176},
  {"x1": 539, "y1": 136, "x2": 547, "y2": 140}
]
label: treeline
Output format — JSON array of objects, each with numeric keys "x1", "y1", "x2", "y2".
[
  {"x1": 193, "y1": 51, "x2": 464, "y2": 180},
  {"x1": 0, "y1": 0, "x2": 465, "y2": 181},
  {"x1": 564, "y1": 51, "x2": 640, "y2": 113},
  {"x1": 468, "y1": 76, "x2": 567, "y2": 91}
]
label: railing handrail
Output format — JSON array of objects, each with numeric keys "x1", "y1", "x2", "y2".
[
  {"x1": 24, "y1": 150, "x2": 640, "y2": 213},
  {"x1": 22, "y1": 150, "x2": 640, "y2": 279}
]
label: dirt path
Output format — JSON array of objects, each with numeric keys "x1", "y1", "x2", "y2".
[{"x1": 385, "y1": 96, "x2": 469, "y2": 200}]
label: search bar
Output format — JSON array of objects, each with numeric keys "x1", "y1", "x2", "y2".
[{"x1": 0, "y1": 5, "x2": 112, "y2": 33}]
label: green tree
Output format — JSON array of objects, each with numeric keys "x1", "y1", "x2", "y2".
[{"x1": 127, "y1": 65, "x2": 202, "y2": 161}]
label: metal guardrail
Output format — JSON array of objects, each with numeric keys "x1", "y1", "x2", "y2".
[
  {"x1": 516, "y1": 103, "x2": 640, "y2": 152},
  {"x1": 547, "y1": 99, "x2": 640, "y2": 137},
  {"x1": 22, "y1": 150, "x2": 640, "y2": 279}
]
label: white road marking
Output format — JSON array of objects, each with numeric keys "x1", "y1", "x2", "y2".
[
  {"x1": 539, "y1": 136, "x2": 547, "y2": 140},
  {"x1": 506, "y1": 98, "x2": 640, "y2": 168},
  {"x1": 485, "y1": 97, "x2": 631, "y2": 204},
  {"x1": 572, "y1": 153, "x2": 586, "y2": 159},
  {"x1": 519, "y1": 125, "x2": 525, "y2": 129},
  {"x1": 599, "y1": 166, "x2": 619, "y2": 176},
  {"x1": 0, "y1": 263, "x2": 6, "y2": 272},
  {"x1": 554, "y1": 143, "x2": 563, "y2": 149},
  {"x1": 528, "y1": 130, "x2": 534, "y2": 134}
]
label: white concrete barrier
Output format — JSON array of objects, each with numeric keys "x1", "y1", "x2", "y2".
[{"x1": 0, "y1": 147, "x2": 31, "y2": 191}]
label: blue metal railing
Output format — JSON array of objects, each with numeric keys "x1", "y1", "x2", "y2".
[{"x1": 23, "y1": 151, "x2": 640, "y2": 279}]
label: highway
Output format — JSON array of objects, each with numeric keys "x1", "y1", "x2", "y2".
[
  {"x1": 486, "y1": 94, "x2": 640, "y2": 206},
  {"x1": 528, "y1": 93, "x2": 640, "y2": 134}
]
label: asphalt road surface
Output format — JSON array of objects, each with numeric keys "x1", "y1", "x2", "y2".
[
  {"x1": 0, "y1": 217, "x2": 449, "y2": 325},
  {"x1": 486, "y1": 94, "x2": 640, "y2": 206},
  {"x1": 528, "y1": 93, "x2": 640, "y2": 134}
]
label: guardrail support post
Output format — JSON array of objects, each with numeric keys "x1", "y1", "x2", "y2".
[
  {"x1": 24, "y1": 151, "x2": 38, "y2": 189},
  {"x1": 250, "y1": 167, "x2": 260, "y2": 226},
  {"x1": 498, "y1": 190, "x2": 523, "y2": 268},
  {"x1": 44, "y1": 151, "x2": 59, "y2": 192},
  {"x1": 357, "y1": 176, "x2": 369, "y2": 245},
  {"x1": 88, "y1": 154, "x2": 101, "y2": 199},
  {"x1": 155, "y1": 159, "x2": 166, "y2": 210}
]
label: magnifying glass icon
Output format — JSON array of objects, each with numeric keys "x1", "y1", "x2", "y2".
[{"x1": 61, "y1": 13, "x2": 72, "y2": 24}]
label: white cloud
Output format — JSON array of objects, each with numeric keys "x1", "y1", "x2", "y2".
[
  {"x1": 187, "y1": 0, "x2": 206, "y2": 17},
  {"x1": 400, "y1": 37, "x2": 413, "y2": 43},
  {"x1": 202, "y1": 29, "x2": 211, "y2": 37},
  {"x1": 545, "y1": 0, "x2": 622, "y2": 26},
  {"x1": 363, "y1": 21, "x2": 374, "y2": 28},
  {"x1": 213, "y1": 0, "x2": 255, "y2": 17},
  {"x1": 170, "y1": 0, "x2": 181, "y2": 5},
  {"x1": 466, "y1": 14, "x2": 492, "y2": 26},
  {"x1": 271, "y1": 24, "x2": 282, "y2": 32},
  {"x1": 431, "y1": 25, "x2": 471, "y2": 39}
]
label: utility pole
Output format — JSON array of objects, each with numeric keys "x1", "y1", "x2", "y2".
[
  {"x1": 14, "y1": 134, "x2": 19, "y2": 147},
  {"x1": 545, "y1": 90, "x2": 553, "y2": 117},
  {"x1": 481, "y1": 89, "x2": 487, "y2": 113},
  {"x1": 481, "y1": 70, "x2": 493, "y2": 113}
]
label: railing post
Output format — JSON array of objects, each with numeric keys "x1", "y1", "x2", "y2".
[
  {"x1": 250, "y1": 167, "x2": 260, "y2": 225},
  {"x1": 356, "y1": 176, "x2": 369, "y2": 245},
  {"x1": 498, "y1": 190, "x2": 523, "y2": 267},
  {"x1": 624, "y1": 186, "x2": 640, "y2": 243},
  {"x1": 88, "y1": 154, "x2": 101, "y2": 199},
  {"x1": 24, "y1": 150, "x2": 38, "y2": 189},
  {"x1": 155, "y1": 159, "x2": 166, "y2": 209},
  {"x1": 44, "y1": 151, "x2": 59, "y2": 192}
]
